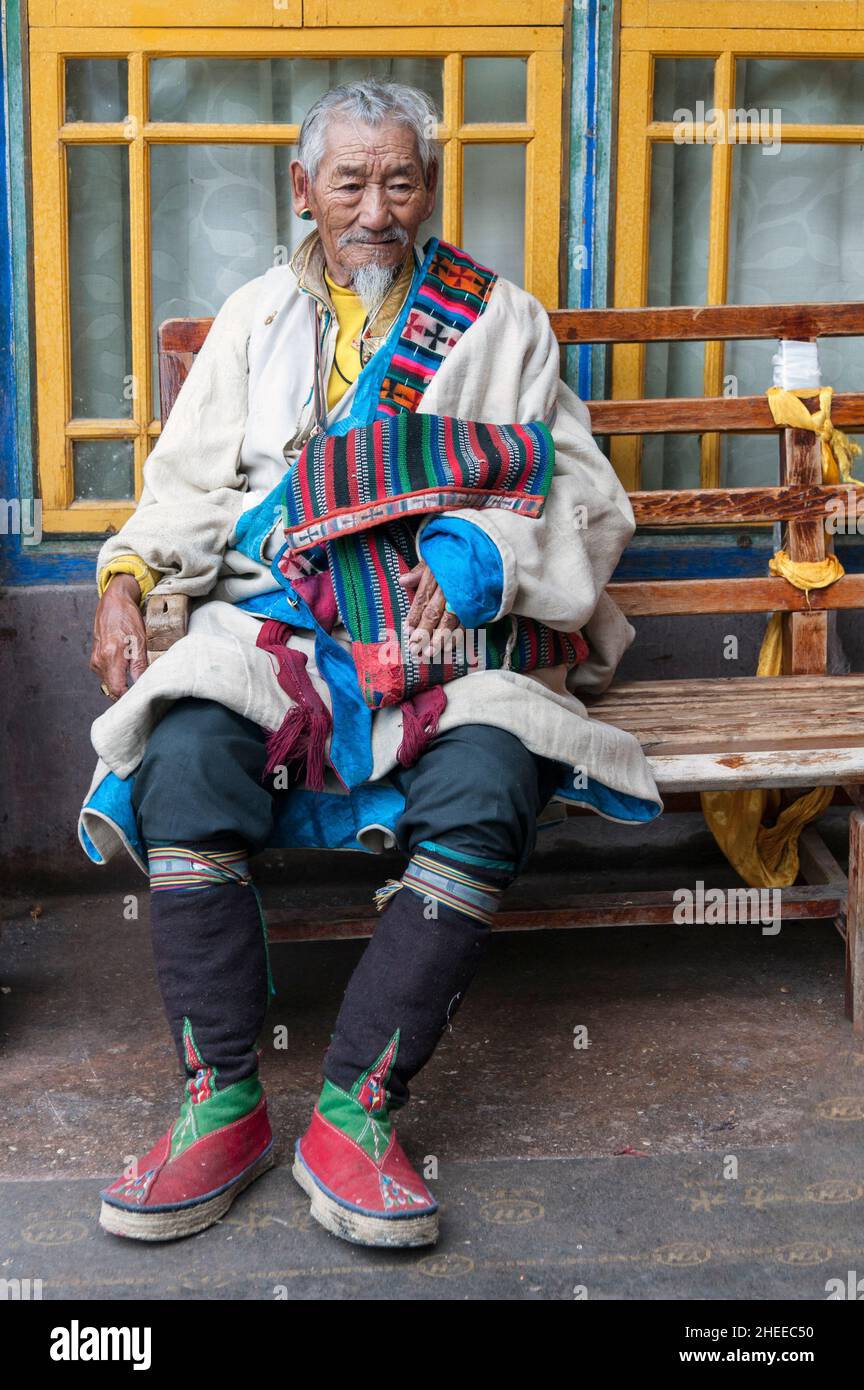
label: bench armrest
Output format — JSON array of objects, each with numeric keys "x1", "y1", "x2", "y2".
[{"x1": 145, "y1": 592, "x2": 189, "y2": 663}]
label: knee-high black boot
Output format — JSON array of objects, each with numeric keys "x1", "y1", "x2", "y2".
[
  {"x1": 323, "y1": 846, "x2": 511, "y2": 1108},
  {"x1": 146, "y1": 839, "x2": 273, "y2": 1092},
  {"x1": 292, "y1": 847, "x2": 510, "y2": 1249},
  {"x1": 99, "y1": 838, "x2": 275, "y2": 1241}
]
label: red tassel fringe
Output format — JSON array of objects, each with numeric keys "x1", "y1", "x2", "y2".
[{"x1": 397, "y1": 686, "x2": 447, "y2": 768}]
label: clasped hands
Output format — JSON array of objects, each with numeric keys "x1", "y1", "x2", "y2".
[{"x1": 92, "y1": 561, "x2": 469, "y2": 702}]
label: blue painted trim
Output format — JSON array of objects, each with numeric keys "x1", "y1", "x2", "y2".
[
  {"x1": 613, "y1": 537, "x2": 864, "y2": 582},
  {"x1": 1, "y1": 3, "x2": 103, "y2": 588},
  {"x1": 577, "y1": 0, "x2": 598, "y2": 402},
  {"x1": 0, "y1": 14, "x2": 15, "y2": 568},
  {"x1": 565, "y1": 0, "x2": 615, "y2": 400}
]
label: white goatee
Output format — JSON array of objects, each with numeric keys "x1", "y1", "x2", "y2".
[{"x1": 350, "y1": 260, "x2": 402, "y2": 315}]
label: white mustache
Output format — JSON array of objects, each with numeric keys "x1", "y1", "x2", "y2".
[{"x1": 337, "y1": 228, "x2": 409, "y2": 247}]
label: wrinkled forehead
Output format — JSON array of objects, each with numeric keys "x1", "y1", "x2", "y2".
[{"x1": 315, "y1": 116, "x2": 424, "y2": 178}]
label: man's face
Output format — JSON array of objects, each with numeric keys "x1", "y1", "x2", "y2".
[{"x1": 291, "y1": 117, "x2": 437, "y2": 286}]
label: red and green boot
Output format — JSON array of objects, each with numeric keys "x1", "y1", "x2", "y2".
[
  {"x1": 293, "y1": 1032, "x2": 439, "y2": 1248},
  {"x1": 99, "y1": 1020, "x2": 274, "y2": 1241}
]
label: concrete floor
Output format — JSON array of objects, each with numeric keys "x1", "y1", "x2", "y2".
[{"x1": 2, "y1": 811, "x2": 864, "y2": 1300}]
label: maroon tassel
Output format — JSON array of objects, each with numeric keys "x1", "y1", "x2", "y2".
[
  {"x1": 257, "y1": 619, "x2": 332, "y2": 791},
  {"x1": 263, "y1": 706, "x2": 330, "y2": 792},
  {"x1": 397, "y1": 686, "x2": 447, "y2": 768}
]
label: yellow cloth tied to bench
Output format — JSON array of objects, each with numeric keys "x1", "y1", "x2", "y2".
[
  {"x1": 766, "y1": 385, "x2": 863, "y2": 486},
  {"x1": 700, "y1": 386, "x2": 859, "y2": 889}
]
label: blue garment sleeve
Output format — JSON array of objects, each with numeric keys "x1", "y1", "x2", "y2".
[{"x1": 417, "y1": 516, "x2": 505, "y2": 627}]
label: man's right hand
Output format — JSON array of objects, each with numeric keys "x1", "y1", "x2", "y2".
[{"x1": 90, "y1": 573, "x2": 148, "y2": 700}]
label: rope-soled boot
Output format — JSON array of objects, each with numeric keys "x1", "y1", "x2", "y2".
[
  {"x1": 294, "y1": 844, "x2": 511, "y2": 1247},
  {"x1": 99, "y1": 842, "x2": 275, "y2": 1241}
]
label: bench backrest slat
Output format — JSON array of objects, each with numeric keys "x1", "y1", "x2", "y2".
[
  {"x1": 156, "y1": 305, "x2": 864, "y2": 630},
  {"x1": 548, "y1": 302, "x2": 864, "y2": 343}
]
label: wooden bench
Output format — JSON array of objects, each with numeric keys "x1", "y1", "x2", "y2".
[{"x1": 151, "y1": 305, "x2": 864, "y2": 1031}]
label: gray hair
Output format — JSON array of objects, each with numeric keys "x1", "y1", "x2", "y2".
[{"x1": 298, "y1": 79, "x2": 440, "y2": 186}]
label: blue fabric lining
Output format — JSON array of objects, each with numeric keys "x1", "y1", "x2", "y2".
[
  {"x1": 81, "y1": 769, "x2": 146, "y2": 865},
  {"x1": 232, "y1": 488, "x2": 284, "y2": 564},
  {"x1": 79, "y1": 768, "x2": 407, "y2": 866},
  {"x1": 417, "y1": 840, "x2": 514, "y2": 872},
  {"x1": 418, "y1": 516, "x2": 504, "y2": 626},
  {"x1": 553, "y1": 775, "x2": 661, "y2": 822},
  {"x1": 268, "y1": 782, "x2": 406, "y2": 851},
  {"x1": 79, "y1": 759, "x2": 660, "y2": 871}
]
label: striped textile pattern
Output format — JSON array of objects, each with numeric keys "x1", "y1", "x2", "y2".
[
  {"x1": 282, "y1": 413, "x2": 555, "y2": 554},
  {"x1": 376, "y1": 240, "x2": 498, "y2": 417}
]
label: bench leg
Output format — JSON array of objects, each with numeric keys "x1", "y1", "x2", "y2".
[{"x1": 847, "y1": 809, "x2": 864, "y2": 1034}]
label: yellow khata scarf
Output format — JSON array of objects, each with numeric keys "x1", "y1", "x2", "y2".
[{"x1": 701, "y1": 387, "x2": 860, "y2": 888}]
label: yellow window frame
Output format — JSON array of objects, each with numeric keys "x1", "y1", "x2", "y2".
[
  {"x1": 28, "y1": 23, "x2": 564, "y2": 535},
  {"x1": 613, "y1": 12, "x2": 864, "y2": 489}
]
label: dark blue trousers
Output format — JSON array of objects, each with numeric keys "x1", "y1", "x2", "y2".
[
  {"x1": 132, "y1": 697, "x2": 562, "y2": 1104},
  {"x1": 132, "y1": 696, "x2": 562, "y2": 873}
]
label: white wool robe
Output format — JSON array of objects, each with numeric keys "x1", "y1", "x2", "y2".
[{"x1": 80, "y1": 236, "x2": 663, "y2": 871}]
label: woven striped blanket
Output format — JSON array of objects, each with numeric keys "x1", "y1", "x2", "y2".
[{"x1": 278, "y1": 411, "x2": 588, "y2": 710}]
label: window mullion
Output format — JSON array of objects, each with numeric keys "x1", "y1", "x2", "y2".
[
  {"x1": 31, "y1": 50, "x2": 72, "y2": 511},
  {"x1": 525, "y1": 46, "x2": 560, "y2": 305},
  {"x1": 442, "y1": 52, "x2": 462, "y2": 246},
  {"x1": 611, "y1": 47, "x2": 654, "y2": 490},
  {"x1": 128, "y1": 50, "x2": 150, "y2": 496},
  {"x1": 701, "y1": 49, "x2": 735, "y2": 489}
]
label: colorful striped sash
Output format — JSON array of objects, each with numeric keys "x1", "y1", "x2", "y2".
[
  {"x1": 282, "y1": 412, "x2": 554, "y2": 552},
  {"x1": 376, "y1": 241, "x2": 498, "y2": 417},
  {"x1": 278, "y1": 411, "x2": 587, "y2": 709}
]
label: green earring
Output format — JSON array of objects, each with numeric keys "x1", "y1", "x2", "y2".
[{"x1": 299, "y1": 209, "x2": 314, "y2": 221}]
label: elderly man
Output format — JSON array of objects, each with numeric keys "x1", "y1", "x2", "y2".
[{"x1": 82, "y1": 80, "x2": 661, "y2": 1248}]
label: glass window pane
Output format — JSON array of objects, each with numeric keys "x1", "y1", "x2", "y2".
[
  {"x1": 653, "y1": 58, "x2": 715, "y2": 122},
  {"x1": 725, "y1": 141, "x2": 864, "y2": 485},
  {"x1": 644, "y1": 143, "x2": 711, "y2": 486},
  {"x1": 647, "y1": 144, "x2": 711, "y2": 309},
  {"x1": 73, "y1": 439, "x2": 135, "y2": 500},
  {"x1": 150, "y1": 144, "x2": 302, "y2": 399},
  {"x1": 150, "y1": 141, "x2": 442, "y2": 403},
  {"x1": 464, "y1": 58, "x2": 527, "y2": 123},
  {"x1": 67, "y1": 146, "x2": 132, "y2": 419},
  {"x1": 149, "y1": 57, "x2": 443, "y2": 124},
  {"x1": 641, "y1": 433, "x2": 705, "y2": 492},
  {"x1": 65, "y1": 60, "x2": 128, "y2": 122},
  {"x1": 463, "y1": 145, "x2": 524, "y2": 286},
  {"x1": 736, "y1": 59, "x2": 864, "y2": 124}
]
